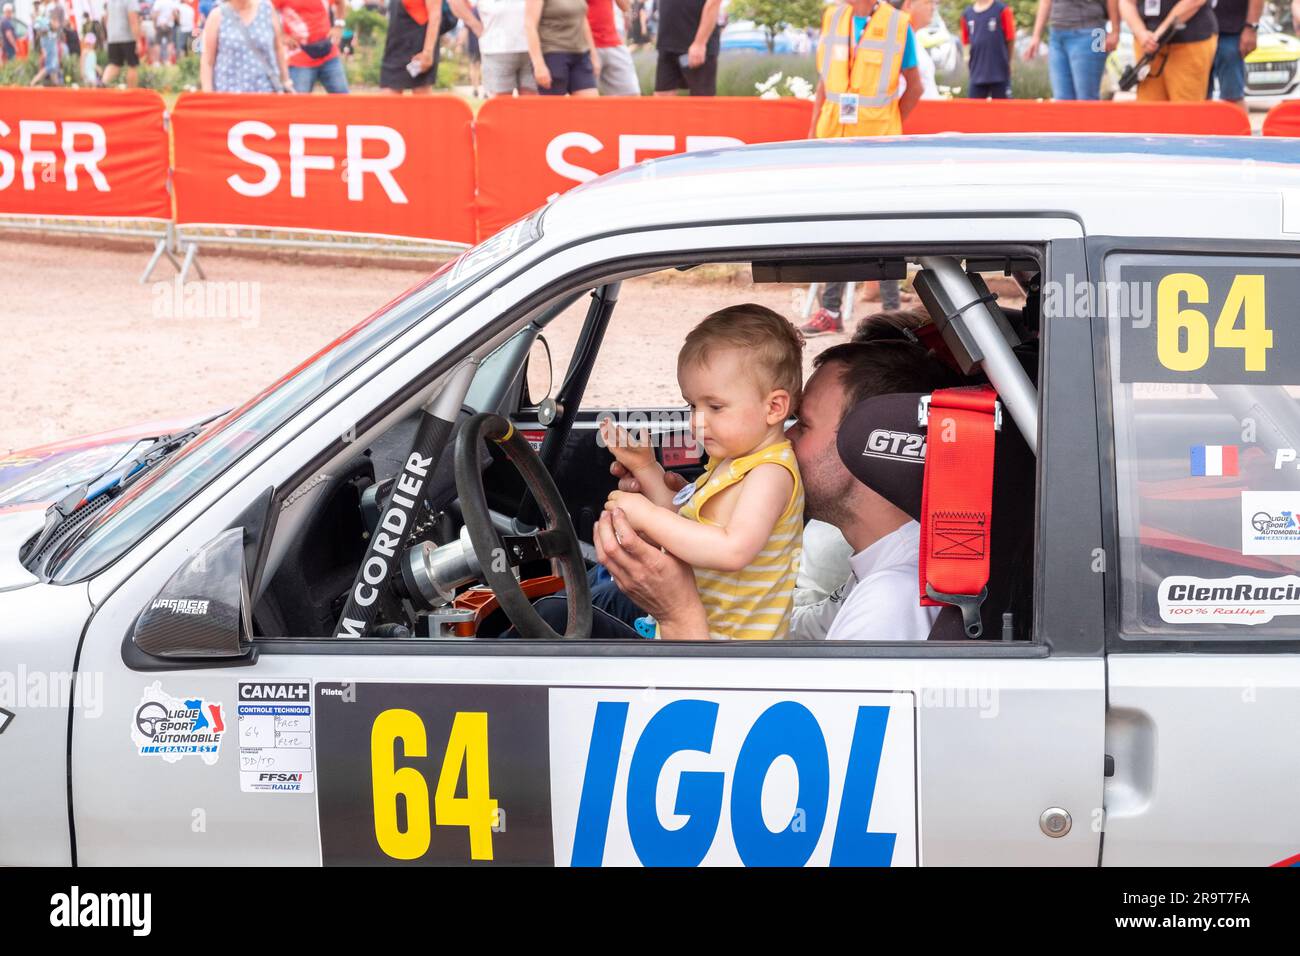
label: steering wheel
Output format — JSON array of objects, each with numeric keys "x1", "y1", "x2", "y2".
[{"x1": 454, "y1": 412, "x2": 592, "y2": 640}]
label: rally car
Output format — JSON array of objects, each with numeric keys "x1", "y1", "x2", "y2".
[{"x1": 2, "y1": 134, "x2": 1299, "y2": 866}]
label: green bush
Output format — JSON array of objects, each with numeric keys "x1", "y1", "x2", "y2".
[
  {"x1": 346, "y1": 7, "x2": 388, "y2": 45},
  {"x1": 631, "y1": 48, "x2": 817, "y2": 96},
  {"x1": 345, "y1": 42, "x2": 384, "y2": 88},
  {"x1": 0, "y1": 52, "x2": 37, "y2": 85}
]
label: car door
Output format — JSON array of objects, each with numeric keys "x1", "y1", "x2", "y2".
[
  {"x1": 69, "y1": 215, "x2": 1106, "y2": 866},
  {"x1": 1092, "y1": 241, "x2": 1300, "y2": 866}
]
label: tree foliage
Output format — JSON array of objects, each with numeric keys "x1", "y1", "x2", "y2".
[{"x1": 728, "y1": 0, "x2": 826, "y2": 51}]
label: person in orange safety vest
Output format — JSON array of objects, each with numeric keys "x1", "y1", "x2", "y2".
[{"x1": 802, "y1": 0, "x2": 923, "y2": 337}]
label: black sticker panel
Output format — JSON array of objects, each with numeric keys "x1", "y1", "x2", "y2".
[{"x1": 315, "y1": 682, "x2": 553, "y2": 866}]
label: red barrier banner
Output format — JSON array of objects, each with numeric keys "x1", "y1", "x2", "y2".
[
  {"x1": 904, "y1": 99, "x2": 1252, "y2": 136},
  {"x1": 1262, "y1": 101, "x2": 1300, "y2": 136},
  {"x1": 0, "y1": 88, "x2": 171, "y2": 220},
  {"x1": 171, "y1": 92, "x2": 476, "y2": 243},
  {"x1": 474, "y1": 96, "x2": 814, "y2": 239}
]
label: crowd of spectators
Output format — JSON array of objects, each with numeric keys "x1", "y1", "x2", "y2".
[{"x1": 4, "y1": 0, "x2": 1297, "y2": 104}]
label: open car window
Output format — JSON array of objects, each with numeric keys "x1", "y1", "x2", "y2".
[{"x1": 1105, "y1": 252, "x2": 1300, "y2": 640}]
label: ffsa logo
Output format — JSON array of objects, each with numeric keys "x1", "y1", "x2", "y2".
[{"x1": 49, "y1": 886, "x2": 151, "y2": 936}]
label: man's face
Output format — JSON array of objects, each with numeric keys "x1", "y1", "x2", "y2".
[{"x1": 785, "y1": 362, "x2": 858, "y2": 526}]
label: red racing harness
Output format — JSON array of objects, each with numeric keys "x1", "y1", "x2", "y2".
[{"x1": 918, "y1": 385, "x2": 1002, "y2": 637}]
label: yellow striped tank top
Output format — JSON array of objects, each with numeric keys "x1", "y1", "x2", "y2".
[{"x1": 676, "y1": 439, "x2": 804, "y2": 640}]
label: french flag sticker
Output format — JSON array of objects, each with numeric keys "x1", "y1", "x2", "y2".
[{"x1": 1190, "y1": 444, "x2": 1239, "y2": 477}]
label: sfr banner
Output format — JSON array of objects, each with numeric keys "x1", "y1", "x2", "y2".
[
  {"x1": 474, "y1": 96, "x2": 814, "y2": 239},
  {"x1": 904, "y1": 99, "x2": 1252, "y2": 136},
  {"x1": 171, "y1": 93, "x2": 476, "y2": 243},
  {"x1": 0, "y1": 88, "x2": 170, "y2": 220}
]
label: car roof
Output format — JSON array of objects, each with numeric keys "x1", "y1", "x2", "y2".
[{"x1": 539, "y1": 134, "x2": 1300, "y2": 244}]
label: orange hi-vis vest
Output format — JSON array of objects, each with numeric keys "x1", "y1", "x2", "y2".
[{"x1": 815, "y1": 1, "x2": 909, "y2": 138}]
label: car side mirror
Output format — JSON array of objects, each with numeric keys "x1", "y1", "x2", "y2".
[{"x1": 127, "y1": 526, "x2": 257, "y2": 668}]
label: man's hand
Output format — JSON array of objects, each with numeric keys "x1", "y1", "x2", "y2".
[
  {"x1": 611, "y1": 460, "x2": 688, "y2": 495},
  {"x1": 1136, "y1": 27, "x2": 1159, "y2": 54},
  {"x1": 414, "y1": 49, "x2": 434, "y2": 72},
  {"x1": 1104, "y1": 28, "x2": 1119, "y2": 53},
  {"x1": 687, "y1": 40, "x2": 706, "y2": 67},
  {"x1": 1240, "y1": 25, "x2": 1257, "y2": 57},
  {"x1": 533, "y1": 60, "x2": 552, "y2": 88},
  {"x1": 1024, "y1": 36, "x2": 1040, "y2": 59},
  {"x1": 594, "y1": 509, "x2": 707, "y2": 639}
]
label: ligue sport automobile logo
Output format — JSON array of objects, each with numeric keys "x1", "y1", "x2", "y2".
[
  {"x1": 129, "y1": 681, "x2": 225, "y2": 766},
  {"x1": 1251, "y1": 511, "x2": 1297, "y2": 535}
]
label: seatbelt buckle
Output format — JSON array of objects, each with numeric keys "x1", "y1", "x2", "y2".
[
  {"x1": 918, "y1": 395, "x2": 1002, "y2": 431},
  {"x1": 925, "y1": 583, "x2": 988, "y2": 639}
]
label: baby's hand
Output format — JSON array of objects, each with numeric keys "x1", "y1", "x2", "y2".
[
  {"x1": 605, "y1": 489, "x2": 656, "y2": 530},
  {"x1": 600, "y1": 418, "x2": 656, "y2": 475}
]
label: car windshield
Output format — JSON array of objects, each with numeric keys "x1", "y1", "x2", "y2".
[{"x1": 47, "y1": 212, "x2": 543, "y2": 584}]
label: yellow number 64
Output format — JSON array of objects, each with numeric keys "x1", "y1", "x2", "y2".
[{"x1": 1156, "y1": 273, "x2": 1271, "y2": 373}]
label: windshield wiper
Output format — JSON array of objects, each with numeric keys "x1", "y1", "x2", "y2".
[{"x1": 21, "y1": 430, "x2": 201, "y2": 569}]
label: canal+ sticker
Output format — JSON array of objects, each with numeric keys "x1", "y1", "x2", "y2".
[{"x1": 130, "y1": 681, "x2": 226, "y2": 765}]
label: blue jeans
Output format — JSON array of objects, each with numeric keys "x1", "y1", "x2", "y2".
[
  {"x1": 1048, "y1": 27, "x2": 1107, "y2": 100},
  {"x1": 289, "y1": 55, "x2": 349, "y2": 94}
]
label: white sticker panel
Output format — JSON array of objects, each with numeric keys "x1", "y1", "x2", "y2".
[
  {"x1": 549, "y1": 687, "x2": 916, "y2": 867},
  {"x1": 1159, "y1": 575, "x2": 1300, "y2": 625},
  {"x1": 238, "y1": 681, "x2": 314, "y2": 793},
  {"x1": 1242, "y1": 491, "x2": 1300, "y2": 554}
]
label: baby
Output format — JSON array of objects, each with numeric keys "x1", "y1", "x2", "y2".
[{"x1": 602, "y1": 304, "x2": 805, "y2": 640}]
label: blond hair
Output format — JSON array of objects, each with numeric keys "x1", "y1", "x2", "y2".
[{"x1": 678, "y1": 304, "x2": 805, "y2": 407}]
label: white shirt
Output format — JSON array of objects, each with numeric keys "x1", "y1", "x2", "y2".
[
  {"x1": 899, "y1": 41, "x2": 938, "y2": 100},
  {"x1": 177, "y1": 1, "x2": 194, "y2": 30},
  {"x1": 793, "y1": 518, "x2": 853, "y2": 607},
  {"x1": 477, "y1": 0, "x2": 528, "y2": 54},
  {"x1": 791, "y1": 521, "x2": 939, "y2": 641},
  {"x1": 153, "y1": 0, "x2": 176, "y2": 27}
]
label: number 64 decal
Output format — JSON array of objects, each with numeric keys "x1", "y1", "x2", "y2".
[
  {"x1": 370, "y1": 708, "x2": 499, "y2": 861},
  {"x1": 1155, "y1": 273, "x2": 1273, "y2": 373}
]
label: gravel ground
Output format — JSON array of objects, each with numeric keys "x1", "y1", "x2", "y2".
[{"x1": 1, "y1": 239, "x2": 908, "y2": 454}]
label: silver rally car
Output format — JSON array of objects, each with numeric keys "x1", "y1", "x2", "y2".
[{"x1": 2, "y1": 134, "x2": 1300, "y2": 867}]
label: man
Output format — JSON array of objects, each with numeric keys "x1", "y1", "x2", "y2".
[
  {"x1": 1206, "y1": 0, "x2": 1262, "y2": 109},
  {"x1": 103, "y1": 0, "x2": 142, "y2": 86},
  {"x1": 594, "y1": 340, "x2": 956, "y2": 641},
  {"x1": 801, "y1": 0, "x2": 923, "y2": 337},
  {"x1": 1118, "y1": 0, "x2": 1216, "y2": 101},
  {"x1": 0, "y1": 4, "x2": 18, "y2": 63},
  {"x1": 653, "y1": 0, "x2": 720, "y2": 96},
  {"x1": 590, "y1": 0, "x2": 640, "y2": 94}
]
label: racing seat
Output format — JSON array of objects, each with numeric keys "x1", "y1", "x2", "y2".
[{"x1": 835, "y1": 387, "x2": 1036, "y2": 641}]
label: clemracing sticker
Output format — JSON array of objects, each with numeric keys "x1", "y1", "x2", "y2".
[
  {"x1": 1159, "y1": 575, "x2": 1300, "y2": 625},
  {"x1": 130, "y1": 681, "x2": 225, "y2": 764}
]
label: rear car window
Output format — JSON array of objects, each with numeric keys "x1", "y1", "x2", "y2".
[{"x1": 1106, "y1": 253, "x2": 1300, "y2": 641}]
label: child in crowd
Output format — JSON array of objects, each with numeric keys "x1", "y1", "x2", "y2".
[
  {"x1": 602, "y1": 304, "x2": 806, "y2": 640},
  {"x1": 80, "y1": 31, "x2": 101, "y2": 86},
  {"x1": 961, "y1": 0, "x2": 1015, "y2": 98},
  {"x1": 30, "y1": 2, "x2": 66, "y2": 86}
]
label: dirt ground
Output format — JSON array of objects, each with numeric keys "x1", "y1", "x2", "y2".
[{"x1": 1, "y1": 238, "x2": 919, "y2": 454}]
